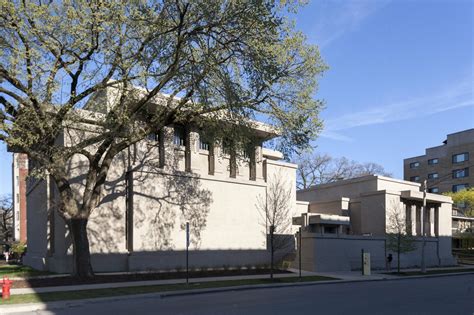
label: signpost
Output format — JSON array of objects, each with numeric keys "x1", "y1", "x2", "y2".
[{"x1": 299, "y1": 227, "x2": 302, "y2": 279}]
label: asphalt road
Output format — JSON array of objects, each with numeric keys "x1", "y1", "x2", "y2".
[{"x1": 17, "y1": 274, "x2": 474, "y2": 315}]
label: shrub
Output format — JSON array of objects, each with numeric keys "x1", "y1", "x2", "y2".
[{"x1": 10, "y1": 242, "x2": 27, "y2": 259}]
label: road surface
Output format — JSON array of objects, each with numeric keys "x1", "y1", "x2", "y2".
[{"x1": 16, "y1": 274, "x2": 474, "y2": 315}]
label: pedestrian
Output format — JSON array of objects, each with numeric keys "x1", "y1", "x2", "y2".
[
  {"x1": 386, "y1": 253, "x2": 393, "y2": 272},
  {"x1": 4, "y1": 251, "x2": 9, "y2": 263}
]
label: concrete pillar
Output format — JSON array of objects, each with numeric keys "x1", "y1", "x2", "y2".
[
  {"x1": 434, "y1": 206, "x2": 439, "y2": 237},
  {"x1": 411, "y1": 204, "x2": 417, "y2": 236},
  {"x1": 189, "y1": 127, "x2": 200, "y2": 173},
  {"x1": 255, "y1": 146, "x2": 264, "y2": 181},
  {"x1": 213, "y1": 140, "x2": 224, "y2": 175},
  {"x1": 162, "y1": 126, "x2": 175, "y2": 171},
  {"x1": 429, "y1": 207, "x2": 435, "y2": 237}
]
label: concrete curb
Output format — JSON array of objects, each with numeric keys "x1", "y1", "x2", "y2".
[
  {"x1": 159, "y1": 270, "x2": 474, "y2": 298},
  {"x1": 1, "y1": 271, "x2": 473, "y2": 314}
]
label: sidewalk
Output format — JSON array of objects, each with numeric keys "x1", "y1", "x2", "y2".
[
  {"x1": 1, "y1": 267, "x2": 474, "y2": 314},
  {"x1": 11, "y1": 270, "x2": 333, "y2": 295},
  {"x1": 9, "y1": 265, "x2": 474, "y2": 295}
]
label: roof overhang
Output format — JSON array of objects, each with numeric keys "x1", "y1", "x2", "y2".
[
  {"x1": 308, "y1": 214, "x2": 350, "y2": 226},
  {"x1": 400, "y1": 190, "x2": 452, "y2": 204}
]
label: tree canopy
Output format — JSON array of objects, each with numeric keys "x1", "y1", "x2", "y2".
[
  {"x1": 294, "y1": 152, "x2": 392, "y2": 190},
  {"x1": 444, "y1": 188, "x2": 474, "y2": 217}
]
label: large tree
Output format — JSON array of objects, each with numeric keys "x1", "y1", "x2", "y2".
[
  {"x1": 0, "y1": 1, "x2": 326, "y2": 277},
  {"x1": 294, "y1": 153, "x2": 392, "y2": 190},
  {"x1": 0, "y1": 195, "x2": 13, "y2": 244}
]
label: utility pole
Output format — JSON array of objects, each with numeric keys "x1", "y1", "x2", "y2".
[
  {"x1": 421, "y1": 179, "x2": 427, "y2": 273},
  {"x1": 186, "y1": 222, "x2": 189, "y2": 284},
  {"x1": 298, "y1": 226, "x2": 302, "y2": 279}
]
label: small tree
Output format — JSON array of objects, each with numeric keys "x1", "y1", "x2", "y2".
[
  {"x1": 257, "y1": 173, "x2": 292, "y2": 279},
  {"x1": 0, "y1": 195, "x2": 13, "y2": 244},
  {"x1": 386, "y1": 202, "x2": 416, "y2": 273}
]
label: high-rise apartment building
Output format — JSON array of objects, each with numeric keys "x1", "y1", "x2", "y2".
[{"x1": 403, "y1": 129, "x2": 473, "y2": 193}]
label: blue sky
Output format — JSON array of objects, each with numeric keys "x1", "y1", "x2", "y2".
[
  {"x1": 0, "y1": 0, "x2": 472, "y2": 195},
  {"x1": 295, "y1": 0, "x2": 473, "y2": 176}
]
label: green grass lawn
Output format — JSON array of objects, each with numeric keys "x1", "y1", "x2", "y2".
[
  {"x1": 0, "y1": 275, "x2": 337, "y2": 305},
  {"x1": 0, "y1": 265, "x2": 52, "y2": 278},
  {"x1": 385, "y1": 268, "x2": 474, "y2": 276}
]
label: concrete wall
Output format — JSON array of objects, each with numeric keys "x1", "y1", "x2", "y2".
[
  {"x1": 293, "y1": 233, "x2": 455, "y2": 272},
  {"x1": 297, "y1": 176, "x2": 379, "y2": 203},
  {"x1": 23, "y1": 123, "x2": 297, "y2": 273}
]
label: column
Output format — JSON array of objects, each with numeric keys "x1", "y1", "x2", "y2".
[
  {"x1": 434, "y1": 206, "x2": 439, "y2": 237},
  {"x1": 416, "y1": 205, "x2": 421, "y2": 236},
  {"x1": 411, "y1": 204, "x2": 417, "y2": 236},
  {"x1": 255, "y1": 145, "x2": 264, "y2": 181},
  {"x1": 188, "y1": 127, "x2": 200, "y2": 173},
  {"x1": 214, "y1": 140, "x2": 224, "y2": 175},
  {"x1": 249, "y1": 145, "x2": 257, "y2": 181},
  {"x1": 424, "y1": 207, "x2": 430, "y2": 236},
  {"x1": 405, "y1": 203, "x2": 412, "y2": 235},
  {"x1": 162, "y1": 126, "x2": 175, "y2": 172},
  {"x1": 429, "y1": 207, "x2": 435, "y2": 237}
]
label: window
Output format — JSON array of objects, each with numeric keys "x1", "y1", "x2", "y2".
[
  {"x1": 222, "y1": 138, "x2": 232, "y2": 156},
  {"x1": 410, "y1": 176, "x2": 420, "y2": 182},
  {"x1": 173, "y1": 125, "x2": 185, "y2": 147},
  {"x1": 428, "y1": 173, "x2": 438, "y2": 179},
  {"x1": 199, "y1": 134, "x2": 210, "y2": 151},
  {"x1": 452, "y1": 152, "x2": 469, "y2": 164},
  {"x1": 453, "y1": 168, "x2": 469, "y2": 178},
  {"x1": 428, "y1": 158, "x2": 439, "y2": 165},
  {"x1": 428, "y1": 187, "x2": 439, "y2": 193},
  {"x1": 409, "y1": 162, "x2": 420, "y2": 169},
  {"x1": 452, "y1": 184, "x2": 469, "y2": 192}
]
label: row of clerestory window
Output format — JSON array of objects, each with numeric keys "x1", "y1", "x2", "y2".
[{"x1": 146, "y1": 125, "x2": 257, "y2": 180}]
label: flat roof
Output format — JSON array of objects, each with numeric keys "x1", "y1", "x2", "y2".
[{"x1": 297, "y1": 174, "x2": 420, "y2": 193}]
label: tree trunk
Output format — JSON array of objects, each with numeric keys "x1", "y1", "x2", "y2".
[
  {"x1": 69, "y1": 218, "x2": 94, "y2": 278},
  {"x1": 270, "y1": 227, "x2": 274, "y2": 280}
]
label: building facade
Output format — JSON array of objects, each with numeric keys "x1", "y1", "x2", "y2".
[
  {"x1": 403, "y1": 129, "x2": 474, "y2": 194},
  {"x1": 12, "y1": 153, "x2": 28, "y2": 242},
  {"x1": 21, "y1": 117, "x2": 299, "y2": 273},
  {"x1": 293, "y1": 175, "x2": 455, "y2": 271}
]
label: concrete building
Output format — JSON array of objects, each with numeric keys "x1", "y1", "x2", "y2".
[
  {"x1": 12, "y1": 153, "x2": 28, "y2": 242},
  {"x1": 404, "y1": 129, "x2": 474, "y2": 194},
  {"x1": 293, "y1": 175, "x2": 455, "y2": 272},
  {"x1": 20, "y1": 105, "x2": 299, "y2": 273}
]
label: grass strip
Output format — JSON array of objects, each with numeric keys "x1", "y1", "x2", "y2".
[
  {"x1": 384, "y1": 268, "x2": 474, "y2": 276},
  {"x1": 0, "y1": 265, "x2": 51, "y2": 278},
  {"x1": 0, "y1": 275, "x2": 337, "y2": 305}
]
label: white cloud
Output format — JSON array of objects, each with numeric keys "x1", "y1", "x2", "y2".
[
  {"x1": 320, "y1": 79, "x2": 474, "y2": 141},
  {"x1": 306, "y1": 0, "x2": 391, "y2": 48}
]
